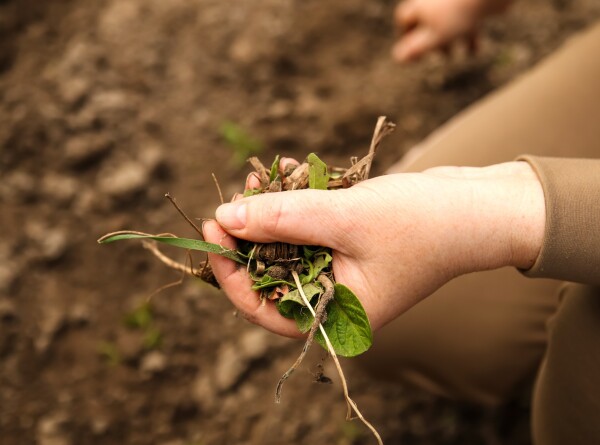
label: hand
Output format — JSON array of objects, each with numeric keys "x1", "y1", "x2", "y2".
[
  {"x1": 392, "y1": 0, "x2": 511, "y2": 62},
  {"x1": 203, "y1": 161, "x2": 544, "y2": 337}
]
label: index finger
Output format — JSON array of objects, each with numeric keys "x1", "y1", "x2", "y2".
[{"x1": 203, "y1": 220, "x2": 301, "y2": 338}]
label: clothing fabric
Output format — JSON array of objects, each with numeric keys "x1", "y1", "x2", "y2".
[{"x1": 358, "y1": 21, "x2": 600, "y2": 444}]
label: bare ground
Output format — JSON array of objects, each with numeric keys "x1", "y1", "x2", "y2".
[{"x1": 1, "y1": 0, "x2": 599, "y2": 444}]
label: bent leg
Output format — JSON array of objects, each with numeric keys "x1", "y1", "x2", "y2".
[
  {"x1": 358, "y1": 23, "x2": 600, "y2": 405},
  {"x1": 532, "y1": 285, "x2": 600, "y2": 444}
]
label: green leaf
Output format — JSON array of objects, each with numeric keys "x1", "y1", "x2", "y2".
[
  {"x1": 316, "y1": 284, "x2": 372, "y2": 357},
  {"x1": 313, "y1": 251, "x2": 332, "y2": 276},
  {"x1": 293, "y1": 307, "x2": 314, "y2": 333},
  {"x1": 269, "y1": 155, "x2": 281, "y2": 183},
  {"x1": 276, "y1": 302, "x2": 296, "y2": 319},
  {"x1": 123, "y1": 302, "x2": 153, "y2": 329},
  {"x1": 243, "y1": 188, "x2": 262, "y2": 197},
  {"x1": 277, "y1": 283, "x2": 322, "y2": 316},
  {"x1": 98, "y1": 232, "x2": 246, "y2": 264},
  {"x1": 251, "y1": 274, "x2": 292, "y2": 290},
  {"x1": 280, "y1": 283, "x2": 322, "y2": 305},
  {"x1": 307, "y1": 153, "x2": 330, "y2": 190}
]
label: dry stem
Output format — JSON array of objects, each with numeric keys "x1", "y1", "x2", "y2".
[
  {"x1": 165, "y1": 193, "x2": 204, "y2": 237},
  {"x1": 289, "y1": 271, "x2": 384, "y2": 445}
]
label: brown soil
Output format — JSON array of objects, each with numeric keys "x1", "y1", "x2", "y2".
[{"x1": 1, "y1": 1, "x2": 598, "y2": 444}]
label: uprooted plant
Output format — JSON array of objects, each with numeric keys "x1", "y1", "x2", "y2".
[{"x1": 98, "y1": 116, "x2": 396, "y2": 445}]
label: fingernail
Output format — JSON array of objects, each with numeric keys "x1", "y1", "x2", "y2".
[{"x1": 216, "y1": 202, "x2": 247, "y2": 229}]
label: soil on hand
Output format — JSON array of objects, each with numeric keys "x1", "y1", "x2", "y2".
[{"x1": 1, "y1": 0, "x2": 598, "y2": 444}]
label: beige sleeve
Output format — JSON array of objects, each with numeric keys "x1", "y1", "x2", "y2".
[{"x1": 517, "y1": 156, "x2": 600, "y2": 285}]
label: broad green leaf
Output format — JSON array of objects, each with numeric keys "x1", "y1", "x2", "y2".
[
  {"x1": 278, "y1": 283, "x2": 322, "y2": 315},
  {"x1": 276, "y1": 301, "x2": 296, "y2": 319},
  {"x1": 293, "y1": 307, "x2": 314, "y2": 333},
  {"x1": 307, "y1": 153, "x2": 330, "y2": 190},
  {"x1": 316, "y1": 284, "x2": 372, "y2": 357},
  {"x1": 280, "y1": 283, "x2": 322, "y2": 306},
  {"x1": 98, "y1": 232, "x2": 246, "y2": 264},
  {"x1": 269, "y1": 155, "x2": 280, "y2": 183}
]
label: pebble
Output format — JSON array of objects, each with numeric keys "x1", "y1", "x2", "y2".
[
  {"x1": 0, "y1": 263, "x2": 16, "y2": 294},
  {"x1": 26, "y1": 223, "x2": 69, "y2": 263},
  {"x1": 36, "y1": 412, "x2": 72, "y2": 445},
  {"x1": 97, "y1": 160, "x2": 149, "y2": 198},
  {"x1": 140, "y1": 351, "x2": 167, "y2": 375},
  {"x1": 58, "y1": 76, "x2": 91, "y2": 107},
  {"x1": 96, "y1": 143, "x2": 166, "y2": 200},
  {"x1": 213, "y1": 329, "x2": 270, "y2": 392},
  {"x1": 0, "y1": 171, "x2": 37, "y2": 203},
  {"x1": 35, "y1": 304, "x2": 66, "y2": 353},
  {"x1": 191, "y1": 373, "x2": 217, "y2": 411},
  {"x1": 63, "y1": 134, "x2": 112, "y2": 168},
  {"x1": 0, "y1": 299, "x2": 16, "y2": 321},
  {"x1": 41, "y1": 174, "x2": 79, "y2": 206}
]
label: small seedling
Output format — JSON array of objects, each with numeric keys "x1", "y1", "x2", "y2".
[{"x1": 219, "y1": 121, "x2": 263, "y2": 166}]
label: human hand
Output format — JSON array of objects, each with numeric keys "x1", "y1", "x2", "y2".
[
  {"x1": 392, "y1": 0, "x2": 511, "y2": 62},
  {"x1": 203, "y1": 161, "x2": 544, "y2": 337}
]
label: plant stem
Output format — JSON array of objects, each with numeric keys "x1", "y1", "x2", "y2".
[{"x1": 290, "y1": 271, "x2": 384, "y2": 445}]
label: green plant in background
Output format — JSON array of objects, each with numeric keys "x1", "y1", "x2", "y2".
[
  {"x1": 98, "y1": 341, "x2": 121, "y2": 366},
  {"x1": 219, "y1": 121, "x2": 263, "y2": 166},
  {"x1": 123, "y1": 302, "x2": 163, "y2": 350}
]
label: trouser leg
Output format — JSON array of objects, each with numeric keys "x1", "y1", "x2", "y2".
[
  {"x1": 532, "y1": 284, "x2": 600, "y2": 445},
  {"x1": 357, "y1": 22, "x2": 600, "y2": 405}
]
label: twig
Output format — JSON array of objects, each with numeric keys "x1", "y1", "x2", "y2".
[
  {"x1": 288, "y1": 271, "x2": 384, "y2": 445},
  {"x1": 211, "y1": 173, "x2": 225, "y2": 205},
  {"x1": 275, "y1": 273, "x2": 335, "y2": 403},
  {"x1": 165, "y1": 193, "x2": 204, "y2": 237},
  {"x1": 342, "y1": 116, "x2": 396, "y2": 187},
  {"x1": 364, "y1": 115, "x2": 396, "y2": 180}
]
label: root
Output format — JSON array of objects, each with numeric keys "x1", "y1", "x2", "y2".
[
  {"x1": 286, "y1": 271, "x2": 384, "y2": 445},
  {"x1": 142, "y1": 241, "x2": 198, "y2": 277},
  {"x1": 275, "y1": 273, "x2": 335, "y2": 403}
]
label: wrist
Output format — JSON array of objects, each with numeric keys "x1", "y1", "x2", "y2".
[
  {"x1": 426, "y1": 162, "x2": 545, "y2": 274},
  {"x1": 471, "y1": 161, "x2": 545, "y2": 271}
]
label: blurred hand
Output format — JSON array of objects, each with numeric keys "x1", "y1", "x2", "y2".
[
  {"x1": 392, "y1": 0, "x2": 511, "y2": 62},
  {"x1": 204, "y1": 161, "x2": 544, "y2": 337}
]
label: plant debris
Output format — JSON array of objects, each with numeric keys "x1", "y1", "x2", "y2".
[{"x1": 98, "y1": 116, "x2": 395, "y2": 445}]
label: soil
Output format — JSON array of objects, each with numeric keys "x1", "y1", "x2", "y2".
[{"x1": 1, "y1": 0, "x2": 599, "y2": 444}]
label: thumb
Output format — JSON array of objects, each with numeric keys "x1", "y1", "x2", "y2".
[{"x1": 215, "y1": 188, "x2": 353, "y2": 248}]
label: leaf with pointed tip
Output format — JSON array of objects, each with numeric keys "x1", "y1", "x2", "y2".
[{"x1": 98, "y1": 232, "x2": 246, "y2": 264}]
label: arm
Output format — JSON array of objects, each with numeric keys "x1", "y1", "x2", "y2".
[{"x1": 204, "y1": 161, "x2": 545, "y2": 336}]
